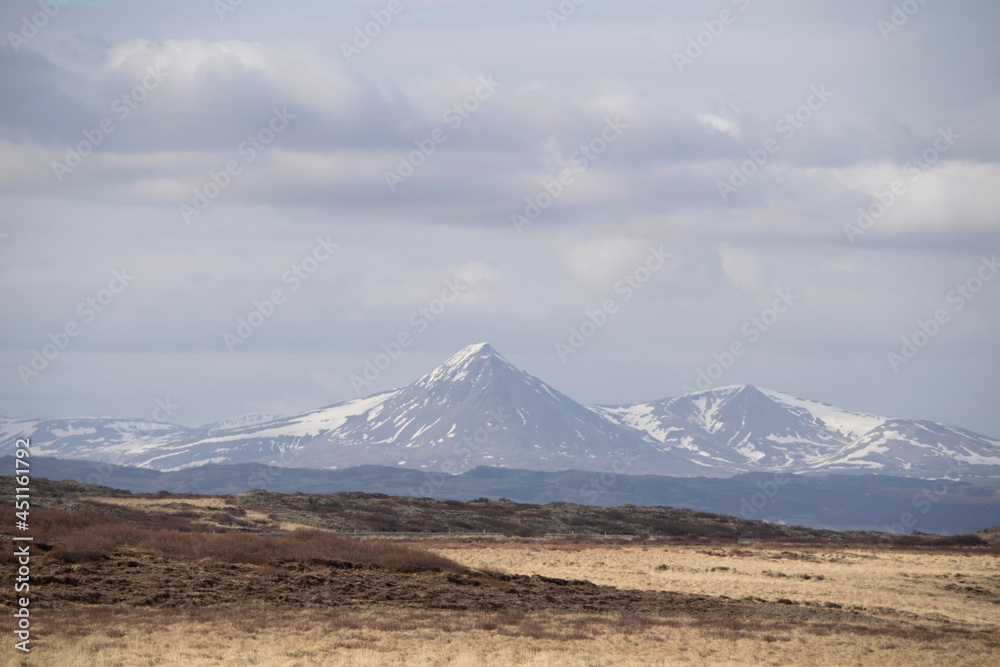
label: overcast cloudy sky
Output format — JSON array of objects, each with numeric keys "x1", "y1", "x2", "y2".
[{"x1": 1, "y1": 0, "x2": 998, "y2": 436}]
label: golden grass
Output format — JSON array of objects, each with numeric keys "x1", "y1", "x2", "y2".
[
  {"x1": 77, "y1": 496, "x2": 319, "y2": 534},
  {"x1": 7, "y1": 606, "x2": 996, "y2": 667},
  {"x1": 79, "y1": 496, "x2": 232, "y2": 510},
  {"x1": 80, "y1": 496, "x2": 275, "y2": 524},
  {"x1": 430, "y1": 543, "x2": 1000, "y2": 628},
  {"x1": 8, "y1": 539, "x2": 998, "y2": 665}
]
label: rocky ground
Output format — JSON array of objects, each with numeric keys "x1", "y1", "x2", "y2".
[{"x1": 1, "y1": 475, "x2": 998, "y2": 666}]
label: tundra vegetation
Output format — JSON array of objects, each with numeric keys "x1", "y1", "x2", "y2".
[{"x1": 2, "y1": 477, "x2": 997, "y2": 665}]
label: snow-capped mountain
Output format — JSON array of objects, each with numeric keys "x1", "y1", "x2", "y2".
[
  {"x1": 2, "y1": 343, "x2": 998, "y2": 480},
  {"x1": 202, "y1": 413, "x2": 288, "y2": 433},
  {"x1": 595, "y1": 385, "x2": 890, "y2": 471},
  {"x1": 0, "y1": 415, "x2": 196, "y2": 465},
  {"x1": 811, "y1": 420, "x2": 1000, "y2": 477},
  {"x1": 259, "y1": 343, "x2": 701, "y2": 474}
]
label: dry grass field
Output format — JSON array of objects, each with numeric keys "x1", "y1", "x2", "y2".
[
  {"x1": 6, "y1": 540, "x2": 998, "y2": 667},
  {"x1": 7, "y1": 579, "x2": 998, "y2": 666},
  {"x1": 432, "y1": 541, "x2": 1000, "y2": 628},
  {"x1": 6, "y1": 604, "x2": 996, "y2": 666},
  {"x1": 3, "y1": 479, "x2": 998, "y2": 666}
]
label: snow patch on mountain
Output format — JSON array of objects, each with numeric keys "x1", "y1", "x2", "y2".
[
  {"x1": 756, "y1": 388, "x2": 885, "y2": 441},
  {"x1": 2, "y1": 344, "x2": 997, "y2": 481}
]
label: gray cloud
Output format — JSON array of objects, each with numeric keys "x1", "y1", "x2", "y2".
[{"x1": 1, "y1": 0, "x2": 998, "y2": 437}]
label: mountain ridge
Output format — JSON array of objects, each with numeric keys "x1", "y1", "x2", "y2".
[{"x1": 2, "y1": 343, "x2": 998, "y2": 480}]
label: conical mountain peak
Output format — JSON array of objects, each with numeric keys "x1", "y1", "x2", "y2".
[
  {"x1": 6, "y1": 344, "x2": 997, "y2": 481},
  {"x1": 446, "y1": 342, "x2": 500, "y2": 364},
  {"x1": 416, "y1": 343, "x2": 514, "y2": 389}
]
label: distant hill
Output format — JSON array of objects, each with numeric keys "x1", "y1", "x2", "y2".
[
  {"x1": 5, "y1": 475, "x2": 991, "y2": 549},
  {"x1": 9, "y1": 456, "x2": 999, "y2": 535}
]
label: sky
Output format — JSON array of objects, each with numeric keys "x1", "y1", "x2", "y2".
[{"x1": 1, "y1": 0, "x2": 998, "y2": 436}]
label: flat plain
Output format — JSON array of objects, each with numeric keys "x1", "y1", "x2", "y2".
[{"x1": 2, "y1": 478, "x2": 998, "y2": 666}]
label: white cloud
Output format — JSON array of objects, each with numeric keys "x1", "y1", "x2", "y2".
[
  {"x1": 696, "y1": 113, "x2": 739, "y2": 136},
  {"x1": 718, "y1": 245, "x2": 762, "y2": 292},
  {"x1": 0, "y1": 0, "x2": 998, "y2": 437},
  {"x1": 565, "y1": 236, "x2": 647, "y2": 289}
]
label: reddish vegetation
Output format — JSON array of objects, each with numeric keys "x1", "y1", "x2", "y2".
[{"x1": 20, "y1": 508, "x2": 463, "y2": 573}]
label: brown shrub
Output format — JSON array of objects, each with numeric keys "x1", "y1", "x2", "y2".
[
  {"x1": 144, "y1": 529, "x2": 208, "y2": 558},
  {"x1": 203, "y1": 531, "x2": 279, "y2": 564},
  {"x1": 30, "y1": 508, "x2": 108, "y2": 541},
  {"x1": 44, "y1": 512, "x2": 466, "y2": 573},
  {"x1": 50, "y1": 523, "x2": 147, "y2": 562},
  {"x1": 281, "y1": 529, "x2": 465, "y2": 573}
]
